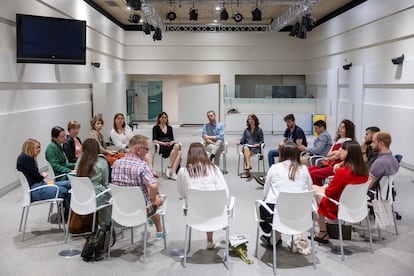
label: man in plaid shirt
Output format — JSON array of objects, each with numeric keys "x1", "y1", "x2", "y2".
[{"x1": 111, "y1": 134, "x2": 164, "y2": 239}]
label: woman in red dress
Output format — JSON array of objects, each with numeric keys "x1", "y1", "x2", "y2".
[
  {"x1": 312, "y1": 141, "x2": 369, "y2": 243},
  {"x1": 308, "y1": 119, "x2": 355, "y2": 186}
]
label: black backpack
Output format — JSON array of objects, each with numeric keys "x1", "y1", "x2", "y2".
[{"x1": 81, "y1": 223, "x2": 115, "y2": 262}]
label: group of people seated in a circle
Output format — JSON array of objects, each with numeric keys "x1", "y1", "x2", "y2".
[{"x1": 16, "y1": 110, "x2": 400, "y2": 250}]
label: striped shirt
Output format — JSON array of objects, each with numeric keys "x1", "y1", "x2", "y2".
[{"x1": 111, "y1": 153, "x2": 157, "y2": 212}]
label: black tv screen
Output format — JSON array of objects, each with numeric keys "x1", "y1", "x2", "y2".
[{"x1": 16, "y1": 14, "x2": 86, "y2": 65}]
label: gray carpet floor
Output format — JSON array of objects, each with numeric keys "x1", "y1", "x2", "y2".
[{"x1": 1, "y1": 125, "x2": 414, "y2": 276}]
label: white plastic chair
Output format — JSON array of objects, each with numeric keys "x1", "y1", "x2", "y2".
[
  {"x1": 319, "y1": 181, "x2": 373, "y2": 261},
  {"x1": 108, "y1": 184, "x2": 167, "y2": 262},
  {"x1": 254, "y1": 190, "x2": 316, "y2": 275},
  {"x1": 237, "y1": 143, "x2": 265, "y2": 175},
  {"x1": 182, "y1": 189, "x2": 235, "y2": 269},
  {"x1": 65, "y1": 175, "x2": 112, "y2": 242},
  {"x1": 17, "y1": 171, "x2": 66, "y2": 241}
]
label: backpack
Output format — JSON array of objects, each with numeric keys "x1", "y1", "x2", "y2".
[{"x1": 81, "y1": 223, "x2": 115, "y2": 262}]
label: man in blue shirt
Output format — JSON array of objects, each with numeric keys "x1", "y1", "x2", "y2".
[
  {"x1": 267, "y1": 113, "x2": 307, "y2": 168},
  {"x1": 202, "y1": 110, "x2": 225, "y2": 166}
]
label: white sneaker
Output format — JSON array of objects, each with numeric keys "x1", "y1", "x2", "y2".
[
  {"x1": 165, "y1": 167, "x2": 171, "y2": 178},
  {"x1": 169, "y1": 173, "x2": 177, "y2": 180},
  {"x1": 207, "y1": 241, "x2": 215, "y2": 250}
]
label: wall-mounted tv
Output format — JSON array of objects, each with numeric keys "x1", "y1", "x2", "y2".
[{"x1": 16, "y1": 14, "x2": 86, "y2": 65}]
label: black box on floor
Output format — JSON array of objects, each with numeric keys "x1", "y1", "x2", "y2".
[{"x1": 326, "y1": 223, "x2": 352, "y2": 240}]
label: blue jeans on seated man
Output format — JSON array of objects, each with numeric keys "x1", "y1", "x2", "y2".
[
  {"x1": 30, "y1": 180, "x2": 71, "y2": 221},
  {"x1": 267, "y1": 148, "x2": 279, "y2": 168}
]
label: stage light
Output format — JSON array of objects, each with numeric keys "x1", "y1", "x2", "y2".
[
  {"x1": 233, "y1": 12, "x2": 243, "y2": 23},
  {"x1": 189, "y1": 8, "x2": 198, "y2": 21},
  {"x1": 126, "y1": 0, "x2": 141, "y2": 11},
  {"x1": 131, "y1": 14, "x2": 140, "y2": 23},
  {"x1": 167, "y1": 11, "x2": 176, "y2": 21},
  {"x1": 289, "y1": 21, "x2": 300, "y2": 36},
  {"x1": 142, "y1": 22, "x2": 151, "y2": 35},
  {"x1": 91, "y1": 62, "x2": 100, "y2": 68},
  {"x1": 252, "y1": 7, "x2": 262, "y2": 21},
  {"x1": 153, "y1": 27, "x2": 162, "y2": 41},
  {"x1": 220, "y1": 8, "x2": 229, "y2": 20}
]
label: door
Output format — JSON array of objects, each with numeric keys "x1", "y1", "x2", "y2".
[{"x1": 148, "y1": 81, "x2": 162, "y2": 122}]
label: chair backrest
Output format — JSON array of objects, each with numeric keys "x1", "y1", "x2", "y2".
[
  {"x1": 186, "y1": 189, "x2": 228, "y2": 232},
  {"x1": 17, "y1": 171, "x2": 31, "y2": 207},
  {"x1": 67, "y1": 175, "x2": 97, "y2": 215},
  {"x1": 109, "y1": 184, "x2": 148, "y2": 227},
  {"x1": 337, "y1": 181, "x2": 370, "y2": 223},
  {"x1": 46, "y1": 161, "x2": 56, "y2": 179},
  {"x1": 272, "y1": 191, "x2": 314, "y2": 235}
]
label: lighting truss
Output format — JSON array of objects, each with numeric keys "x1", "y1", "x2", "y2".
[
  {"x1": 270, "y1": 0, "x2": 318, "y2": 31},
  {"x1": 141, "y1": 2, "x2": 165, "y2": 31},
  {"x1": 166, "y1": 24, "x2": 269, "y2": 32}
]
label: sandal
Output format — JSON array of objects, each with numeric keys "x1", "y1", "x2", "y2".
[
  {"x1": 240, "y1": 171, "x2": 251, "y2": 178},
  {"x1": 308, "y1": 231, "x2": 329, "y2": 244}
]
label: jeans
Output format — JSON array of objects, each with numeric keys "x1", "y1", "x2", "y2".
[
  {"x1": 267, "y1": 148, "x2": 280, "y2": 168},
  {"x1": 31, "y1": 180, "x2": 71, "y2": 220}
]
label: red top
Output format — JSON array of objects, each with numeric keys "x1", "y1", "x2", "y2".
[{"x1": 318, "y1": 166, "x2": 369, "y2": 220}]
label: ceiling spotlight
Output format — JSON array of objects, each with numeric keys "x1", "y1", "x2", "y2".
[
  {"x1": 167, "y1": 11, "x2": 177, "y2": 21},
  {"x1": 220, "y1": 8, "x2": 229, "y2": 21},
  {"x1": 391, "y1": 54, "x2": 404, "y2": 65},
  {"x1": 153, "y1": 27, "x2": 162, "y2": 41},
  {"x1": 142, "y1": 22, "x2": 151, "y2": 35},
  {"x1": 296, "y1": 16, "x2": 307, "y2": 39},
  {"x1": 189, "y1": 8, "x2": 198, "y2": 21},
  {"x1": 342, "y1": 63, "x2": 352, "y2": 70},
  {"x1": 304, "y1": 13, "x2": 314, "y2": 31},
  {"x1": 130, "y1": 14, "x2": 140, "y2": 23},
  {"x1": 252, "y1": 7, "x2": 262, "y2": 21},
  {"x1": 126, "y1": 0, "x2": 141, "y2": 11},
  {"x1": 289, "y1": 21, "x2": 300, "y2": 37},
  {"x1": 233, "y1": 12, "x2": 243, "y2": 23}
]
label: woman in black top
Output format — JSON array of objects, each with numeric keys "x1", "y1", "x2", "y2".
[
  {"x1": 152, "y1": 112, "x2": 182, "y2": 180},
  {"x1": 17, "y1": 138, "x2": 71, "y2": 220}
]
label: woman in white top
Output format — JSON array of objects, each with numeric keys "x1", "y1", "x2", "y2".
[
  {"x1": 177, "y1": 142, "x2": 229, "y2": 250},
  {"x1": 110, "y1": 113, "x2": 157, "y2": 177},
  {"x1": 260, "y1": 142, "x2": 312, "y2": 247}
]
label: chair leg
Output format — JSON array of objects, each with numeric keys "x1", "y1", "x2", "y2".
[
  {"x1": 19, "y1": 207, "x2": 26, "y2": 232},
  {"x1": 272, "y1": 230, "x2": 277, "y2": 275},
  {"x1": 142, "y1": 224, "x2": 147, "y2": 263},
  {"x1": 311, "y1": 217, "x2": 316, "y2": 269},
  {"x1": 254, "y1": 223, "x2": 260, "y2": 257},
  {"x1": 338, "y1": 220, "x2": 344, "y2": 261},
  {"x1": 224, "y1": 226, "x2": 229, "y2": 269},
  {"x1": 108, "y1": 221, "x2": 113, "y2": 258},
  {"x1": 366, "y1": 216, "x2": 373, "y2": 253},
  {"x1": 131, "y1": 228, "x2": 134, "y2": 244},
  {"x1": 48, "y1": 203, "x2": 54, "y2": 222},
  {"x1": 237, "y1": 153, "x2": 242, "y2": 175},
  {"x1": 391, "y1": 203, "x2": 399, "y2": 234},
  {"x1": 161, "y1": 214, "x2": 167, "y2": 249},
  {"x1": 65, "y1": 210, "x2": 72, "y2": 243},
  {"x1": 183, "y1": 225, "x2": 190, "y2": 268},
  {"x1": 21, "y1": 207, "x2": 29, "y2": 241}
]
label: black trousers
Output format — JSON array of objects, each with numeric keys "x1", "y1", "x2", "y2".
[{"x1": 259, "y1": 203, "x2": 275, "y2": 234}]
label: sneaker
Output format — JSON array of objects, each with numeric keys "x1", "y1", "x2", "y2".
[
  {"x1": 169, "y1": 173, "x2": 177, "y2": 181},
  {"x1": 165, "y1": 167, "x2": 171, "y2": 178},
  {"x1": 155, "y1": 230, "x2": 166, "y2": 240},
  {"x1": 207, "y1": 241, "x2": 215, "y2": 250}
]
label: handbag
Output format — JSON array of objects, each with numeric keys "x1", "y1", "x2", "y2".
[
  {"x1": 69, "y1": 211, "x2": 96, "y2": 234},
  {"x1": 372, "y1": 199, "x2": 394, "y2": 229}
]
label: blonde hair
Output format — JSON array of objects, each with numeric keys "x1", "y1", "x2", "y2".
[
  {"x1": 21, "y1": 139, "x2": 40, "y2": 159},
  {"x1": 67, "y1": 120, "x2": 81, "y2": 131}
]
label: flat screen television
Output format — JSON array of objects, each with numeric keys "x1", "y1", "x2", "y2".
[{"x1": 16, "y1": 14, "x2": 86, "y2": 65}]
